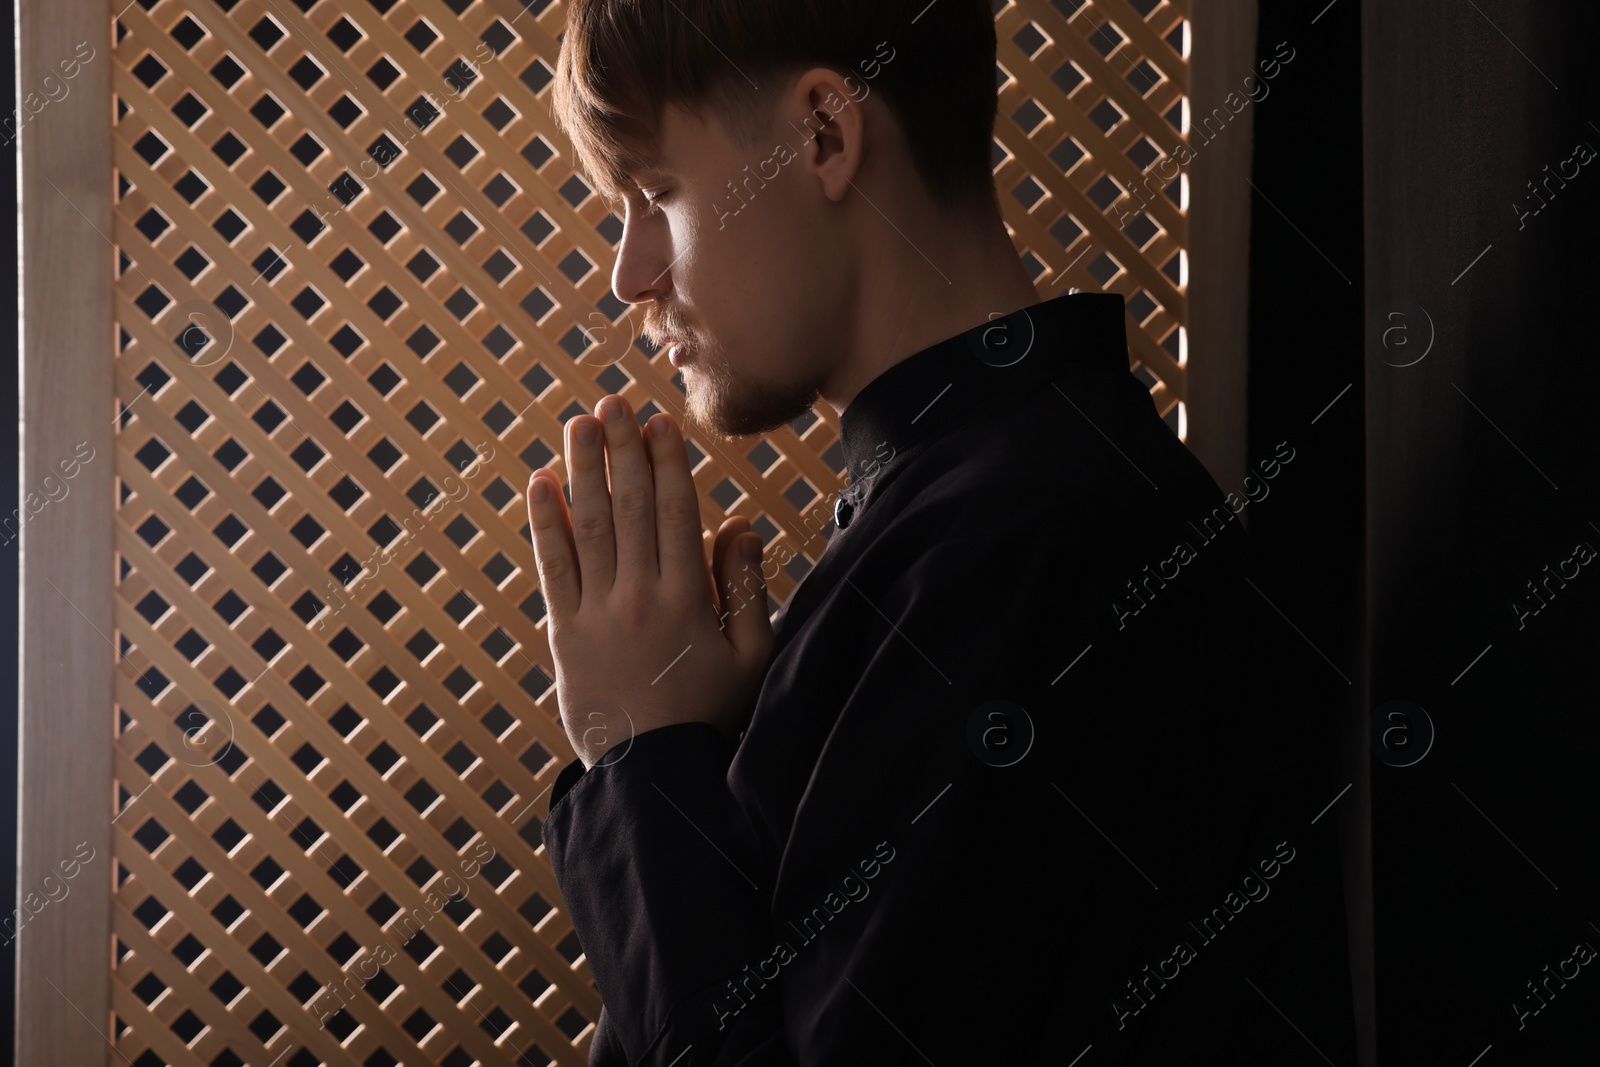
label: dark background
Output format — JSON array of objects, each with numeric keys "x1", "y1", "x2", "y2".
[{"x1": 1250, "y1": 1, "x2": 1600, "y2": 1063}]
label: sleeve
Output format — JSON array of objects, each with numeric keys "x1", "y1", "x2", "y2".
[{"x1": 541, "y1": 722, "x2": 796, "y2": 1066}]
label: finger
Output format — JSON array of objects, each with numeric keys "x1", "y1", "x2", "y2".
[
  {"x1": 565, "y1": 411, "x2": 616, "y2": 594},
  {"x1": 597, "y1": 395, "x2": 658, "y2": 583},
  {"x1": 526, "y1": 470, "x2": 582, "y2": 623},
  {"x1": 712, "y1": 515, "x2": 751, "y2": 607},
  {"x1": 645, "y1": 413, "x2": 709, "y2": 595},
  {"x1": 722, "y1": 531, "x2": 772, "y2": 663},
  {"x1": 700, "y1": 526, "x2": 719, "y2": 609},
  {"x1": 714, "y1": 517, "x2": 767, "y2": 629}
]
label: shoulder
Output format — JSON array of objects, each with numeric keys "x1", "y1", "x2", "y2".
[
  {"x1": 830, "y1": 371, "x2": 1263, "y2": 652},
  {"x1": 882, "y1": 368, "x2": 1227, "y2": 544}
]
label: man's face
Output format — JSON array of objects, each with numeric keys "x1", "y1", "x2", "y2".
[{"x1": 612, "y1": 87, "x2": 859, "y2": 439}]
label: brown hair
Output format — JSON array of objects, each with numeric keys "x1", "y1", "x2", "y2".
[{"x1": 551, "y1": 0, "x2": 1000, "y2": 217}]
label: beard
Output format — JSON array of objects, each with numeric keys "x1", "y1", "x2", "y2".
[{"x1": 677, "y1": 340, "x2": 822, "y2": 441}]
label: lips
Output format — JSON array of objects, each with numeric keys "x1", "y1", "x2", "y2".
[{"x1": 653, "y1": 319, "x2": 692, "y2": 367}]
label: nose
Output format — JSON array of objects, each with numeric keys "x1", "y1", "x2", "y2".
[{"x1": 610, "y1": 198, "x2": 674, "y2": 306}]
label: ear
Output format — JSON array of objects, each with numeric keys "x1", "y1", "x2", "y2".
[{"x1": 789, "y1": 67, "x2": 866, "y2": 204}]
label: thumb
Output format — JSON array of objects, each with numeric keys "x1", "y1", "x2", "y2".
[{"x1": 722, "y1": 533, "x2": 774, "y2": 663}]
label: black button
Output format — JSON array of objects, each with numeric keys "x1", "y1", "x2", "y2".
[{"x1": 834, "y1": 494, "x2": 855, "y2": 530}]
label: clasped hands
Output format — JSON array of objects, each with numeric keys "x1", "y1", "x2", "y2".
[{"x1": 525, "y1": 395, "x2": 774, "y2": 769}]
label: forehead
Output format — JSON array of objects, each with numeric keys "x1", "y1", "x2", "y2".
[{"x1": 624, "y1": 103, "x2": 727, "y2": 181}]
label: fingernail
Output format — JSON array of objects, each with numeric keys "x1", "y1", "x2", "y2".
[
  {"x1": 531, "y1": 478, "x2": 550, "y2": 504},
  {"x1": 600, "y1": 396, "x2": 626, "y2": 423},
  {"x1": 650, "y1": 417, "x2": 671, "y2": 438},
  {"x1": 741, "y1": 537, "x2": 762, "y2": 566},
  {"x1": 576, "y1": 420, "x2": 600, "y2": 446}
]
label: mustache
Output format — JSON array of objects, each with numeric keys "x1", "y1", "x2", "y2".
[{"x1": 643, "y1": 305, "x2": 693, "y2": 348}]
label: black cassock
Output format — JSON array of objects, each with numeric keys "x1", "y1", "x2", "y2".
[{"x1": 542, "y1": 291, "x2": 1359, "y2": 1065}]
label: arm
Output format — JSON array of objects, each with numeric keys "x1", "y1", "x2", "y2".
[
  {"x1": 524, "y1": 395, "x2": 785, "y2": 1065},
  {"x1": 542, "y1": 723, "x2": 790, "y2": 1065}
]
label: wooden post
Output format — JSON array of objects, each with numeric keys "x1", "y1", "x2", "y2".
[
  {"x1": 1185, "y1": 0, "x2": 1257, "y2": 513},
  {"x1": 15, "y1": 0, "x2": 115, "y2": 1063}
]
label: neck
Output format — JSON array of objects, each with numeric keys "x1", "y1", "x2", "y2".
[{"x1": 822, "y1": 206, "x2": 1042, "y2": 417}]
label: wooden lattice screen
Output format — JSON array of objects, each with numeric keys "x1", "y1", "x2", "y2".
[{"x1": 24, "y1": 0, "x2": 1210, "y2": 1064}]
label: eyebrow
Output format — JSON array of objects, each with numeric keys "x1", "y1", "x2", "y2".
[{"x1": 626, "y1": 165, "x2": 673, "y2": 182}]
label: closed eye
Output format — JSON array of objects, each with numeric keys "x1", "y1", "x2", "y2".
[{"x1": 640, "y1": 188, "x2": 671, "y2": 216}]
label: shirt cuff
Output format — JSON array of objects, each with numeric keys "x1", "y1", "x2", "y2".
[
  {"x1": 546, "y1": 721, "x2": 734, "y2": 817},
  {"x1": 541, "y1": 721, "x2": 756, "y2": 1062}
]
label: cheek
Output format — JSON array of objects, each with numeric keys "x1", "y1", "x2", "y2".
[
  {"x1": 673, "y1": 234, "x2": 767, "y2": 341},
  {"x1": 680, "y1": 184, "x2": 841, "y2": 367}
]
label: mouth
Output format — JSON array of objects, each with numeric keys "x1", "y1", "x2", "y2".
[{"x1": 666, "y1": 339, "x2": 692, "y2": 369}]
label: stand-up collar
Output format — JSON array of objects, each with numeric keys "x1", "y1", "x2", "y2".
[{"x1": 836, "y1": 290, "x2": 1131, "y2": 487}]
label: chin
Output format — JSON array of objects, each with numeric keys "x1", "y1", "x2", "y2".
[{"x1": 678, "y1": 351, "x2": 822, "y2": 440}]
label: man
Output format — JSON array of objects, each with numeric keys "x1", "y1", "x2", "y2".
[{"x1": 524, "y1": 2, "x2": 1358, "y2": 1063}]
